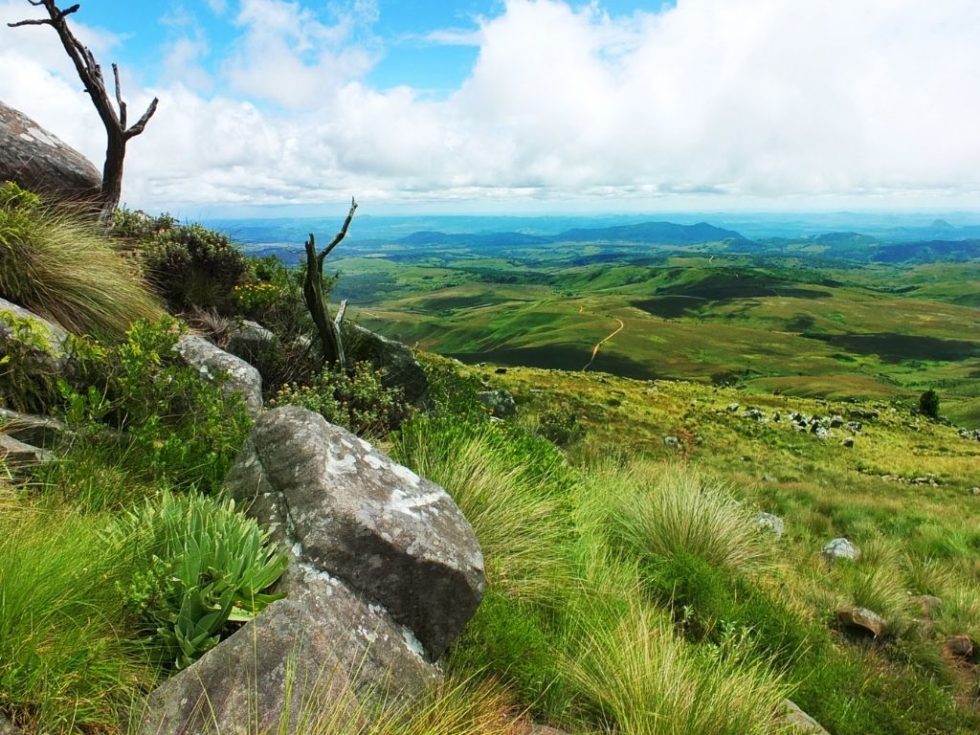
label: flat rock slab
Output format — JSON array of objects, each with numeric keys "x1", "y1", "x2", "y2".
[
  {"x1": 224, "y1": 406, "x2": 485, "y2": 658},
  {"x1": 0, "y1": 432, "x2": 52, "y2": 469},
  {"x1": 175, "y1": 335, "x2": 263, "y2": 417},
  {"x1": 778, "y1": 699, "x2": 831, "y2": 734},
  {"x1": 0, "y1": 407, "x2": 67, "y2": 448},
  {"x1": 837, "y1": 606, "x2": 886, "y2": 638}
]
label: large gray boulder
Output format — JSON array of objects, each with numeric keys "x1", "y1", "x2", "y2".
[
  {"x1": 225, "y1": 319, "x2": 278, "y2": 367},
  {"x1": 224, "y1": 406, "x2": 484, "y2": 658},
  {"x1": 140, "y1": 583, "x2": 439, "y2": 735},
  {"x1": 175, "y1": 334, "x2": 263, "y2": 417},
  {"x1": 0, "y1": 101, "x2": 101, "y2": 203},
  {"x1": 345, "y1": 324, "x2": 429, "y2": 407}
]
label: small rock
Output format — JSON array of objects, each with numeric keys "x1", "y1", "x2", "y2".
[
  {"x1": 969, "y1": 487, "x2": 980, "y2": 496},
  {"x1": 812, "y1": 425, "x2": 830, "y2": 440},
  {"x1": 726, "y1": 403, "x2": 740, "y2": 412},
  {"x1": 772, "y1": 411, "x2": 781, "y2": 422},
  {"x1": 828, "y1": 414, "x2": 844, "y2": 428},
  {"x1": 778, "y1": 699, "x2": 831, "y2": 734},
  {"x1": 754, "y1": 512, "x2": 785, "y2": 540},
  {"x1": 913, "y1": 595, "x2": 943, "y2": 618},
  {"x1": 837, "y1": 606, "x2": 886, "y2": 638},
  {"x1": 477, "y1": 389, "x2": 516, "y2": 419},
  {"x1": 175, "y1": 334, "x2": 263, "y2": 417},
  {"x1": 823, "y1": 537, "x2": 860, "y2": 562},
  {"x1": 663, "y1": 435, "x2": 682, "y2": 449},
  {"x1": 945, "y1": 635, "x2": 975, "y2": 660},
  {"x1": 0, "y1": 432, "x2": 52, "y2": 469},
  {"x1": 494, "y1": 367, "x2": 508, "y2": 375},
  {"x1": 744, "y1": 407, "x2": 766, "y2": 421},
  {"x1": 0, "y1": 407, "x2": 67, "y2": 448},
  {"x1": 842, "y1": 437, "x2": 854, "y2": 448},
  {"x1": 225, "y1": 319, "x2": 278, "y2": 366}
]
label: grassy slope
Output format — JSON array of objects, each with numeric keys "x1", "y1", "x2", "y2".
[{"x1": 342, "y1": 254, "x2": 980, "y2": 427}]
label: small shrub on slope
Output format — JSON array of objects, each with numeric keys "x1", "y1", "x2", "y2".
[
  {"x1": 60, "y1": 317, "x2": 252, "y2": 492},
  {"x1": 110, "y1": 490, "x2": 287, "y2": 669},
  {"x1": 0, "y1": 182, "x2": 162, "y2": 338}
]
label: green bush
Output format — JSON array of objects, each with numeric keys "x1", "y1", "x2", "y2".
[
  {"x1": 918, "y1": 389, "x2": 940, "y2": 419},
  {"x1": 61, "y1": 317, "x2": 252, "y2": 492},
  {"x1": 0, "y1": 307, "x2": 65, "y2": 413},
  {"x1": 110, "y1": 490, "x2": 287, "y2": 669},
  {"x1": 134, "y1": 214, "x2": 249, "y2": 313},
  {"x1": 0, "y1": 182, "x2": 162, "y2": 338},
  {"x1": 535, "y1": 405, "x2": 585, "y2": 447},
  {"x1": 270, "y1": 361, "x2": 413, "y2": 438}
]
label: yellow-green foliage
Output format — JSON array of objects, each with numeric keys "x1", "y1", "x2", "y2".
[{"x1": 0, "y1": 182, "x2": 162, "y2": 338}]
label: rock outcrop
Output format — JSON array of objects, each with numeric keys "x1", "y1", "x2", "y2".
[
  {"x1": 225, "y1": 319, "x2": 278, "y2": 366},
  {"x1": 175, "y1": 334, "x2": 263, "y2": 417},
  {"x1": 0, "y1": 101, "x2": 101, "y2": 203},
  {"x1": 224, "y1": 406, "x2": 485, "y2": 658},
  {"x1": 822, "y1": 537, "x2": 860, "y2": 562},
  {"x1": 144, "y1": 407, "x2": 483, "y2": 733},
  {"x1": 345, "y1": 324, "x2": 429, "y2": 407}
]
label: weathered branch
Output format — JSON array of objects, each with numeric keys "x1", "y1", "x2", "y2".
[
  {"x1": 302, "y1": 201, "x2": 358, "y2": 371},
  {"x1": 9, "y1": 0, "x2": 159, "y2": 221}
]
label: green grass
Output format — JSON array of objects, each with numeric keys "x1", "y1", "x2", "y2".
[
  {"x1": 0, "y1": 183, "x2": 163, "y2": 339},
  {"x1": 0, "y1": 508, "x2": 153, "y2": 733}
]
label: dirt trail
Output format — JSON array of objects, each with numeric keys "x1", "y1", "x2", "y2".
[{"x1": 583, "y1": 315, "x2": 626, "y2": 371}]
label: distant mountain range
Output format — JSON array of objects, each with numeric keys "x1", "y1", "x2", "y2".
[{"x1": 396, "y1": 221, "x2": 747, "y2": 247}]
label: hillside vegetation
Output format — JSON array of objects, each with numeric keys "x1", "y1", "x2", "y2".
[{"x1": 1, "y1": 194, "x2": 978, "y2": 734}]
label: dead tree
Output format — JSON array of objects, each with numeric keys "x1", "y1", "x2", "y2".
[
  {"x1": 9, "y1": 1, "x2": 159, "y2": 222},
  {"x1": 303, "y1": 198, "x2": 358, "y2": 371}
]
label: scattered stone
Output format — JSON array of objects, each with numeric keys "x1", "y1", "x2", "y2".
[
  {"x1": 495, "y1": 367, "x2": 508, "y2": 375},
  {"x1": 477, "y1": 389, "x2": 516, "y2": 418},
  {"x1": 772, "y1": 411, "x2": 781, "y2": 422},
  {"x1": 0, "y1": 100, "x2": 101, "y2": 203},
  {"x1": 945, "y1": 635, "x2": 975, "y2": 660},
  {"x1": 848, "y1": 408, "x2": 879, "y2": 421},
  {"x1": 0, "y1": 432, "x2": 52, "y2": 469},
  {"x1": 224, "y1": 407, "x2": 485, "y2": 659},
  {"x1": 0, "y1": 407, "x2": 67, "y2": 448},
  {"x1": 837, "y1": 606, "x2": 886, "y2": 638},
  {"x1": 744, "y1": 407, "x2": 766, "y2": 421},
  {"x1": 224, "y1": 319, "x2": 278, "y2": 366},
  {"x1": 812, "y1": 425, "x2": 830, "y2": 440},
  {"x1": 823, "y1": 537, "x2": 860, "y2": 562},
  {"x1": 763, "y1": 474, "x2": 778, "y2": 483},
  {"x1": 175, "y1": 334, "x2": 263, "y2": 417},
  {"x1": 969, "y1": 487, "x2": 980, "y2": 496},
  {"x1": 726, "y1": 403, "x2": 740, "y2": 412},
  {"x1": 842, "y1": 437, "x2": 854, "y2": 448},
  {"x1": 845, "y1": 421, "x2": 863, "y2": 433},
  {"x1": 754, "y1": 512, "x2": 785, "y2": 540},
  {"x1": 828, "y1": 414, "x2": 844, "y2": 428},
  {"x1": 0, "y1": 713, "x2": 22, "y2": 735},
  {"x1": 663, "y1": 435, "x2": 682, "y2": 450},
  {"x1": 778, "y1": 699, "x2": 831, "y2": 735},
  {"x1": 913, "y1": 595, "x2": 943, "y2": 618},
  {"x1": 344, "y1": 324, "x2": 430, "y2": 407}
]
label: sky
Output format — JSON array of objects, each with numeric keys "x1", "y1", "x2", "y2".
[{"x1": 1, "y1": 0, "x2": 979, "y2": 218}]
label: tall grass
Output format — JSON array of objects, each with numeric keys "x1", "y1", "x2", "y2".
[
  {"x1": 393, "y1": 418, "x2": 572, "y2": 606},
  {"x1": 0, "y1": 508, "x2": 152, "y2": 733},
  {"x1": 595, "y1": 460, "x2": 769, "y2": 573},
  {"x1": 0, "y1": 183, "x2": 162, "y2": 338}
]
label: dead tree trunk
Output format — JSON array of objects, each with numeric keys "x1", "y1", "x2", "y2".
[
  {"x1": 9, "y1": 1, "x2": 159, "y2": 222},
  {"x1": 303, "y1": 198, "x2": 358, "y2": 370}
]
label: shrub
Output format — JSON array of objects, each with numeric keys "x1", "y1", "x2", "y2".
[
  {"x1": 918, "y1": 389, "x2": 940, "y2": 419},
  {"x1": 61, "y1": 317, "x2": 252, "y2": 492},
  {"x1": 0, "y1": 182, "x2": 162, "y2": 338},
  {"x1": 0, "y1": 509, "x2": 153, "y2": 732},
  {"x1": 271, "y1": 361, "x2": 413, "y2": 438},
  {"x1": 135, "y1": 215, "x2": 249, "y2": 313},
  {"x1": 535, "y1": 405, "x2": 585, "y2": 447},
  {"x1": 110, "y1": 490, "x2": 287, "y2": 669},
  {"x1": 0, "y1": 307, "x2": 65, "y2": 413}
]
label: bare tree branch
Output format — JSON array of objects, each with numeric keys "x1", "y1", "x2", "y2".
[
  {"x1": 8, "y1": 0, "x2": 159, "y2": 221},
  {"x1": 317, "y1": 198, "x2": 359, "y2": 268}
]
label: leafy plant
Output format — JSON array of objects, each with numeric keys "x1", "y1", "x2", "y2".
[
  {"x1": 0, "y1": 181, "x2": 162, "y2": 338},
  {"x1": 271, "y1": 361, "x2": 413, "y2": 438},
  {"x1": 0, "y1": 307, "x2": 65, "y2": 412},
  {"x1": 535, "y1": 405, "x2": 585, "y2": 447},
  {"x1": 61, "y1": 317, "x2": 252, "y2": 492},
  {"x1": 109, "y1": 490, "x2": 288, "y2": 669}
]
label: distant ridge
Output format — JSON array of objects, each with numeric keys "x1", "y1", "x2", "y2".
[
  {"x1": 555, "y1": 221, "x2": 748, "y2": 243},
  {"x1": 396, "y1": 220, "x2": 749, "y2": 247}
]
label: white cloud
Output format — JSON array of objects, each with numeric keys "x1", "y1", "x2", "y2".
[{"x1": 2, "y1": 0, "x2": 979, "y2": 212}]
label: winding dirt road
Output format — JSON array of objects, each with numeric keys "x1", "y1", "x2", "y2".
[{"x1": 583, "y1": 315, "x2": 626, "y2": 371}]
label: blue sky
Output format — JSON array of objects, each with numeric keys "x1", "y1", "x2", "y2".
[{"x1": 1, "y1": 0, "x2": 978, "y2": 216}]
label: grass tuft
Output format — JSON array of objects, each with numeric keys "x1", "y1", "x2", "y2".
[{"x1": 0, "y1": 182, "x2": 162, "y2": 339}]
